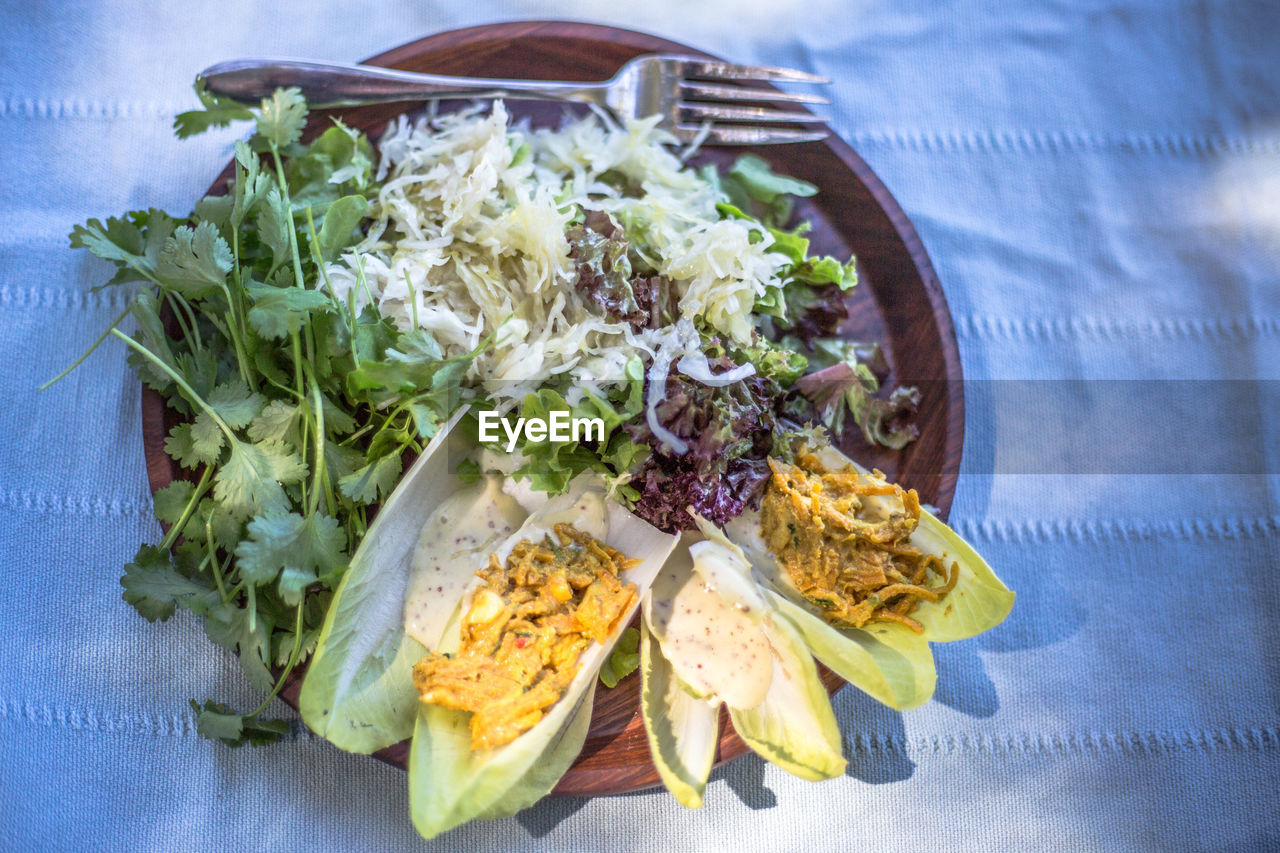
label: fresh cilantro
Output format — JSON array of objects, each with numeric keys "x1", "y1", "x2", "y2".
[
  {"x1": 155, "y1": 221, "x2": 235, "y2": 298},
  {"x1": 174, "y1": 81, "x2": 255, "y2": 139},
  {"x1": 189, "y1": 700, "x2": 291, "y2": 747},
  {"x1": 252, "y1": 87, "x2": 308, "y2": 151},
  {"x1": 121, "y1": 544, "x2": 213, "y2": 622},
  {"x1": 245, "y1": 281, "x2": 332, "y2": 339},
  {"x1": 214, "y1": 440, "x2": 307, "y2": 516},
  {"x1": 337, "y1": 453, "x2": 403, "y2": 504},
  {"x1": 236, "y1": 512, "x2": 347, "y2": 605}
]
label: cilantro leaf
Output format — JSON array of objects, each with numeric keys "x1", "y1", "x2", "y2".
[
  {"x1": 69, "y1": 208, "x2": 176, "y2": 284},
  {"x1": 121, "y1": 544, "x2": 212, "y2": 622},
  {"x1": 316, "y1": 195, "x2": 369, "y2": 262},
  {"x1": 207, "y1": 380, "x2": 267, "y2": 429},
  {"x1": 190, "y1": 700, "x2": 292, "y2": 747},
  {"x1": 323, "y1": 441, "x2": 366, "y2": 484},
  {"x1": 203, "y1": 600, "x2": 275, "y2": 691},
  {"x1": 214, "y1": 440, "x2": 307, "y2": 516},
  {"x1": 230, "y1": 141, "x2": 271, "y2": 230},
  {"x1": 287, "y1": 122, "x2": 376, "y2": 205},
  {"x1": 256, "y1": 187, "x2": 294, "y2": 277},
  {"x1": 235, "y1": 512, "x2": 347, "y2": 605},
  {"x1": 337, "y1": 453, "x2": 402, "y2": 504},
  {"x1": 245, "y1": 281, "x2": 332, "y2": 339},
  {"x1": 174, "y1": 80, "x2": 255, "y2": 139},
  {"x1": 253, "y1": 87, "x2": 308, "y2": 150},
  {"x1": 156, "y1": 221, "x2": 234, "y2": 298},
  {"x1": 247, "y1": 399, "x2": 299, "y2": 444},
  {"x1": 151, "y1": 481, "x2": 196, "y2": 525},
  {"x1": 164, "y1": 421, "x2": 222, "y2": 468}
]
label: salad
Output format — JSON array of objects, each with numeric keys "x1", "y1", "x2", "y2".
[{"x1": 63, "y1": 85, "x2": 1012, "y2": 836}]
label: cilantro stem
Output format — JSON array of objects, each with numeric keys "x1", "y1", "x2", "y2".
[
  {"x1": 205, "y1": 512, "x2": 231, "y2": 604},
  {"x1": 268, "y1": 142, "x2": 312, "y2": 510},
  {"x1": 223, "y1": 227, "x2": 255, "y2": 390},
  {"x1": 338, "y1": 418, "x2": 376, "y2": 447},
  {"x1": 303, "y1": 206, "x2": 336, "y2": 300},
  {"x1": 354, "y1": 254, "x2": 376, "y2": 316},
  {"x1": 249, "y1": 601, "x2": 306, "y2": 718},
  {"x1": 165, "y1": 291, "x2": 203, "y2": 353},
  {"x1": 109, "y1": 329, "x2": 237, "y2": 443},
  {"x1": 158, "y1": 466, "x2": 213, "y2": 552},
  {"x1": 307, "y1": 376, "x2": 328, "y2": 517},
  {"x1": 38, "y1": 301, "x2": 132, "y2": 391},
  {"x1": 247, "y1": 584, "x2": 257, "y2": 634}
]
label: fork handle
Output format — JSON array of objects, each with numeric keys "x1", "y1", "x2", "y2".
[{"x1": 198, "y1": 59, "x2": 606, "y2": 108}]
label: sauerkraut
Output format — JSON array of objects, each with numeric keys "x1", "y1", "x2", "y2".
[{"x1": 325, "y1": 103, "x2": 788, "y2": 406}]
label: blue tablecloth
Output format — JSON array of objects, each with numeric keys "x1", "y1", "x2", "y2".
[{"x1": 3, "y1": 2, "x2": 1277, "y2": 850}]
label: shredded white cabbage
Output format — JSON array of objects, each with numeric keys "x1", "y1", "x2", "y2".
[{"x1": 325, "y1": 103, "x2": 787, "y2": 408}]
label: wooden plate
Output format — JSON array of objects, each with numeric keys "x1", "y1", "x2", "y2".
[{"x1": 141, "y1": 21, "x2": 963, "y2": 798}]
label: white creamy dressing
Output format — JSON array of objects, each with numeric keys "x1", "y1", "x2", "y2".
[
  {"x1": 514, "y1": 488, "x2": 609, "y2": 544},
  {"x1": 403, "y1": 474, "x2": 528, "y2": 650},
  {"x1": 647, "y1": 535, "x2": 774, "y2": 710}
]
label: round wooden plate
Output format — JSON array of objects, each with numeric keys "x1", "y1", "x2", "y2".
[{"x1": 141, "y1": 21, "x2": 963, "y2": 798}]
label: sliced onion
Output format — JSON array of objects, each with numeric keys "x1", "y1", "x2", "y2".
[
  {"x1": 646, "y1": 349, "x2": 689, "y2": 456},
  {"x1": 676, "y1": 352, "x2": 756, "y2": 387}
]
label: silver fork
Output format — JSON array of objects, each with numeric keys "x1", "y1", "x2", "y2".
[{"x1": 198, "y1": 54, "x2": 830, "y2": 145}]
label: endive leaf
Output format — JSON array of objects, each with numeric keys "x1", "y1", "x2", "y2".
[
  {"x1": 728, "y1": 611, "x2": 846, "y2": 781},
  {"x1": 644, "y1": 532, "x2": 774, "y2": 709},
  {"x1": 408, "y1": 484, "x2": 678, "y2": 839},
  {"x1": 475, "y1": 684, "x2": 598, "y2": 820},
  {"x1": 639, "y1": 623, "x2": 719, "y2": 809},
  {"x1": 905, "y1": 510, "x2": 1015, "y2": 642},
  {"x1": 765, "y1": 589, "x2": 936, "y2": 710},
  {"x1": 725, "y1": 512, "x2": 938, "y2": 710},
  {"x1": 298, "y1": 409, "x2": 468, "y2": 753},
  {"x1": 812, "y1": 446, "x2": 1015, "y2": 643},
  {"x1": 409, "y1": 682, "x2": 597, "y2": 835}
]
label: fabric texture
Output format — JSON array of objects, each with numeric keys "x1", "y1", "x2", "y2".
[{"x1": 2, "y1": 1, "x2": 1277, "y2": 850}]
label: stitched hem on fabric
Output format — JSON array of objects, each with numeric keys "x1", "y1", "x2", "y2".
[
  {"x1": 955, "y1": 315, "x2": 1280, "y2": 342},
  {"x1": 952, "y1": 516, "x2": 1280, "y2": 544},
  {"x1": 0, "y1": 489, "x2": 151, "y2": 518},
  {"x1": 844, "y1": 128, "x2": 1280, "y2": 156},
  {"x1": 3, "y1": 699, "x2": 1276, "y2": 760},
  {"x1": 0, "y1": 98, "x2": 182, "y2": 121},
  {"x1": 1, "y1": 284, "x2": 137, "y2": 311}
]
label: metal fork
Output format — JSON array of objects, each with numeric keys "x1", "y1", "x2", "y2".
[{"x1": 199, "y1": 54, "x2": 830, "y2": 145}]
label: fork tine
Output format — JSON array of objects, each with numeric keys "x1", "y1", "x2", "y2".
[
  {"x1": 680, "y1": 81, "x2": 830, "y2": 105},
  {"x1": 674, "y1": 123, "x2": 829, "y2": 146},
  {"x1": 680, "y1": 102, "x2": 828, "y2": 124},
  {"x1": 680, "y1": 58, "x2": 829, "y2": 84}
]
